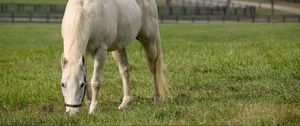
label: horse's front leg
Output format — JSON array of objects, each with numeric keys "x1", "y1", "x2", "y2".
[
  {"x1": 112, "y1": 49, "x2": 133, "y2": 109},
  {"x1": 88, "y1": 48, "x2": 107, "y2": 114}
]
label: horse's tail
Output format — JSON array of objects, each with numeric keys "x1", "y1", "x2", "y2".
[{"x1": 154, "y1": 31, "x2": 169, "y2": 102}]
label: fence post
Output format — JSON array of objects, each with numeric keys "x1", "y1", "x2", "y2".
[
  {"x1": 175, "y1": 15, "x2": 178, "y2": 23},
  {"x1": 50, "y1": 4, "x2": 57, "y2": 13},
  {"x1": 1, "y1": 4, "x2": 8, "y2": 13},
  {"x1": 271, "y1": 0, "x2": 274, "y2": 16},
  {"x1": 46, "y1": 13, "x2": 50, "y2": 23},
  {"x1": 34, "y1": 4, "x2": 40, "y2": 12},
  {"x1": 223, "y1": 7, "x2": 227, "y2": 15},
  {"x1": 222, "y1": 16, "x2": 225, "y2": 23},
  {"x1": 17, "y1": 4, "x2": 20, "y2": 12},
  {"x1": 160, "y1": 15, "x2": 164, "y2": 23},
  {"x1": 267, "y1": 16, "x2": 270, "y2": 23},
  {"x1": 5, "y1": 4, "x2": 8, "y2": 13},
  {"x1": 49, "y1": 5, "x2": 53, "y2": 13},
  {"x1": 250, "y1": 6, "x2": 253, "y2": 16},
  {"x1": 34, "y1": 4, "x2": 37, "y2": 12},
  {"x1": 207, "y1": 16, "x2": 210, "y2": 23},
  {"x1": 199, "y1": 7, "x2": 201, "y2": 15},
  {"x1": 234, "y1": 8, "x2": 237, "y2": 15},
  {"x1": 11, "y1": 13, "x2": 15, "y2": 22},
  {"x1": 182, "y1": 6, "x2": 186, "y2": 15},
  {"x1": 282, "y1": 16, "x2": 286, "y2": 22},
  {"x1": 298, "y1": 16, "x2": 300, "y2": 22},
  {"x1": 237, "y1": 15, "x2": 240, "y2": 22},
  {"x1": 21, "y1": 4, "x2": 24, "y2": 12},
  {"x1": 244, "y1": 6, "x2": 247, "y2": 16},
  {"x1": 1, "y1": 4, "x2": 3, "y2": 13},
  {"x1": 29, "y1": 13, "x2": 32, "y2": 22},
  {"x1": 206, "y1": 7, "x2": 210, "y2": 15},
  {"x1": 252, "y1": 16, "x2": 255, "y2": 23},
  {"x1": 195, "y1": 4, "x2": 200, "y2": 15},
  {"x1": 165, "y1": 1, "x2": 172, "y2": 16}
]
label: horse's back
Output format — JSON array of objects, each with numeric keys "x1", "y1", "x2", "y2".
[
  {"x1": 63, "y1": 0, "x2": 159, "y2": 52},
  {"x1": 94, "y1": 0, "x2": 159, "y2": 51}
]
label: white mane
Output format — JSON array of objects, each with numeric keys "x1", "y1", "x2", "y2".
[{"x1": 62, "y1": 2, "x2": 88, "y2": 62}]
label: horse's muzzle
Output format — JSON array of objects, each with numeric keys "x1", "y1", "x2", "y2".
[{"x1": 65, "y1": 107, "x2": 80, "y2": 115}]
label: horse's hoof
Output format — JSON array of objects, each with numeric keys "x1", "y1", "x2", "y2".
[
  {"x1": 88, "y1": 101, "x2": 98, "y2": 114},
  {"x1": 118, "y1": 96, "x2": 133, "y2": 110},
  {"x1": 154, "y1": 96, "x2": 163, "y2": 105}
]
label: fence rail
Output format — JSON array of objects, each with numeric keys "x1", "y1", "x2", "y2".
[
  {"x1": 0, "y1": 3, "x2": 299, "y2": 23},
  {"x1": 158, "y1": 6, "x2": 257, "y2": 16},
  {"x1": 0, "y1": 3, "x2": 256, "y2": 16},
  {"x1": 160, "y1": 15, "x2": 300, "y2": 23},
  {"x1": 1, "y1": 13, "x2": 299, "y2": 23},
  {"x1": 0, "y1": 3, "x2": 65, "y2": 13}
]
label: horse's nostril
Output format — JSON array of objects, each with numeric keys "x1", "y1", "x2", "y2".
[{"x1": 65, "y1": 111, "x2": 69, "y2": 115}]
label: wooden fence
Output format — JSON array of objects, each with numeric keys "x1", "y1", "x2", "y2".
[
  {"x1": 0, "y1": 3, "x2": 256, "y2": 16},
  {"x1": 0, "y1": 3, "x2": 299, "y2": 23},
  {"x1": 1, "y1": 13, "x2": 299, "y2": 23},
  {"x1": 277, "y1": 0, "x2": 300, "y2": 3},
  {"x1": 159, "y1": 15, "x2": 300, "y2": 23},
  {"x1": 158, "y1": 6, "x2": 257, "y2": 16},
  {"x1": 0, "y1": 3, "x2": 65, "y2": 13}
]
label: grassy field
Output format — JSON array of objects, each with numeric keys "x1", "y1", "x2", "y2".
[{"x1": 0, "y1": 22, "x2": 300, "y2": 125}]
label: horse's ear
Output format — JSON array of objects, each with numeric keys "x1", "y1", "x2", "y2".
[
  {"x1": 78, "y1": 55, "x2": 85, "y2": 66},
  {"x1": 61, "y1": 53, "x2": 68, "y2": 69},
  {"x1": 81, "y1": 55, "x2": 85, "y2": 65}
]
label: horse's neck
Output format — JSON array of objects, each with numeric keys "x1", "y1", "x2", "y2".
[
  {"x1": 63, "y1": 26, "x2": 88, "y2": 61},
  {"x1": 63, "y1": 2, "x2": 88, "y2": 62}
]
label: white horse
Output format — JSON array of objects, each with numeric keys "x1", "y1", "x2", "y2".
[{"x1": 60, "y1": 0, "x2": 168, "y2": 115}]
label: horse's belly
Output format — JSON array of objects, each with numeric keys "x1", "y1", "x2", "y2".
[
  {"x1": 107, "y1": 0, "x2": 142, "y2": 51},
  {"x1": 107, "y1": 31, "x2": 138, "y2": 51},
  {"x1": 107, "y1": 41, "x2": 131, "y2": 51},
  {"x1": 87, "y1": 0, "x2": 142, "y2": 52}
]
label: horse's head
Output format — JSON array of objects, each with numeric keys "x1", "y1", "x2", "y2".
[{"x1": 60, "y1": 54, "x2": 87, "y2": 115}]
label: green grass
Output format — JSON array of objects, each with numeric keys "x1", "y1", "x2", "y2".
[{"x1": 0, "y1": 23, "x2": 300, "y2": 125}]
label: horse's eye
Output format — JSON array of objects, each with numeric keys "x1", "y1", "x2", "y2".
[
  {"x1": 80, "y1": 83, "x2": 85, "y2": 88},
  {"x1": 61, "y1": 83, "x2": 65, "y2": 87}
]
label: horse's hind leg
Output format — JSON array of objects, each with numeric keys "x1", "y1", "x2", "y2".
[
  {"x1": 112, "y1": 49, "x2": 133, "y2": 109},
  {"x1": 138, "y1": 31, "x2": 167, "y2": 104}
]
